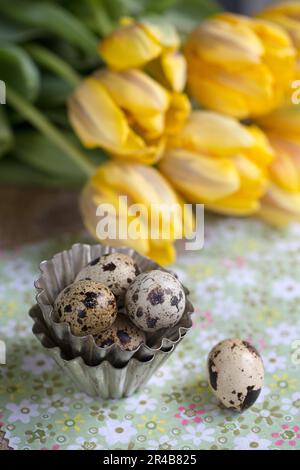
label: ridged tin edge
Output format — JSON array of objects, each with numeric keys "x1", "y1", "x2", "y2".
[{"x1": 30, "y1": 304, "x2": 184, "y2": 398}]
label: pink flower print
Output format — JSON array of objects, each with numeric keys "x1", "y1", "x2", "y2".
[
  {"x1": 175, "y1": 404, "x2": 205, "y2": 426},
  {"x1": 223, "y1": 256, "x2": 245, "y2": 269},
  {"x1": 244, "y1": 335, "x2": 267, "y2": 351},
  {"x1": 0, "y1": 246, "x2": 21, "y2": 260},
  {"x1": 192, "y1": 308, "x2": 213, "y2": 329},
  {"x1": 200, "y1": 311, "x2": 213, "y2": 329},
  {"x1": 272, "y1": 424, "x2": 300, "y2": 447}
]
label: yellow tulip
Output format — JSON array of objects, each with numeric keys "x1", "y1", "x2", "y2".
[
  {"x1": 257, "y1": 103, "x2": 300, "y2": 140},
  {"x1": 258, "y1": 1, "x2": 300, "y2": 78},
  {"x1": 99, "y1": 17, "x2": 186, "y2": 92},
  {"x1": 259, "y1": 184, "x2": 300, "y2": 226},
  {"x1": 68, "y1": 70, "x2": 190, "y2": 164},
  {"x1": 185, "y1": 13, "x2": 296, "y2": 118},
  {"x1": 255, "y1": 105, "x2": 300, "y2": 225},
  {"x1": 80, "y1": 161, "x2": 195, "y2": 265},
  {"x1": 158, "y1": 111, "x2": 273, "y2": 216}
]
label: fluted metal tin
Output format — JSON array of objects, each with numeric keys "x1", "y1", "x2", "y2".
[
  {"x1": 30, "y1": 304, "x2": 181, "y2": 398},
  {"x1": 34, "y1": 243, "x2": 194, "y2": 367}
]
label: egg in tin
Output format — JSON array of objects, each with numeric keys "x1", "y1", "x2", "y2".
[
  {"x1": 207, "y1": 338, "x2": 264, "y2": 411},
  {"x1": 125, "y1": 269, "x2": 186, "y2": 332},
  {"x1": 54, "y1": 279, "x2": 117, "y2": 336},
  {"x1": 75, "y1": 253, "x2": 139, "y2": 305},
  {"x1": 94, "y1": 315, "x2": 146, "y2": 351}
]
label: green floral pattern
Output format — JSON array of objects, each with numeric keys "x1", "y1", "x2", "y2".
[{"x1": 0, "y1": 216, "x2": 300, "y2": 450}]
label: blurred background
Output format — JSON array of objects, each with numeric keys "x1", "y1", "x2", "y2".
[
  {"x1": 0, "y1": 0, "x2": 295, "y2": 249},
  {"x1": 220, "y1": 0, "x2": 275, "y2": 14}
]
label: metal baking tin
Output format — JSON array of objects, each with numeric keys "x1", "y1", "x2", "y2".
[
  {"x1": 34, "y1": 243, "x2": 194, "y2": 367},
  {"x1": 30, "y1": 304, "x2": 185, "y2": 398}
]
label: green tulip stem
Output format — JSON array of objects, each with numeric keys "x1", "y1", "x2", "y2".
[
  {"x1": 25, "y1": 44, "x2": 81, "y2": 87},
  {"x1": 87, "y1": 0, "x2": 114, "y2": 36},
  {"x1": 6, "y1": 86, "x2": 95, "y2": 176}
]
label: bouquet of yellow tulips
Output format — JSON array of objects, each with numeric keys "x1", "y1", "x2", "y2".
[{"x1": 2, "y1": 1, "x2": 300, "y2": 264}]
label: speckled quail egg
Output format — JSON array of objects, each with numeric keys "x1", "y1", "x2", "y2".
[
  {"x1": 75, "y1": 253, "x2": 139, "y2": 305},
  {"x1": 54, "y1": 279, "x2": 117, "y2": 336},
  {"x1": 94, "y1": 314, "x2": 146, "y2": 351},
  {"x1": 207, "y1": 338, "x2": 264, "y2": 411},
  {"x1": 125, "y1": 270, "x2": 186, "y2": 332}
]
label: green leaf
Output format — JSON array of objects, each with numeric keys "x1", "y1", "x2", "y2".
[
  {"x1": 144, "y1": 0, "x2": 221, "y2": 34},
  {"x1": 0, "y1": 0, "x2": 98, "y2": 56},
  {"x1": 0, "y1": 157, "x2": 84, "y2": 187},
  {"x1": 47, "y1": 39, "x2": 101, "y2": 71},
  {"x1": 13, "y1": 129, "x2": 107, "y2": 181},
  {"x1": 26, "y1": 44, "x2": 81, "y2": 87},
  {"x1": 6, "y1": 85, "x2": 95, "y2": 175},
  {"x1": 43, "y1": 107, "x2": 70, "y2": 128},
  {"x1": 61, "y1": 0, "x2": 115, "y2": 36},
  {"x1": 0, "y1": 16, "x2": 41, "y2": 42},
  {"x1": 0, "y1": 107, "x2": 14, "y2": 158},
  {"x1": 143, "y1": 0, "x2": 179, "y2": 14},
  {"x1": 13, "y1": 130, "x2": 87, "y2": 181},
  {"x1": 103, "y1": 0, "x2": 146, "y2": 18},
  {"x1": 0, "y1": 44, "x2": 40, "y2": 102}
]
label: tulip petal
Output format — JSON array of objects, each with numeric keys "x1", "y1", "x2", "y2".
[
  {"x1": 158, "y1": 148, "x2": 240, "y2": 202},
  {"x1": 187, "y1": 59, "x2": 274, "y2": 118},
  {"x1": 95, "y1": 69, "x2": 170, "y2": 140},
  {"x1": 206, "y1": 194, "x2": 261, "y2": 216},
  {"x1": 99, "y1": 22, "x2": 162, "y2": 70},
  {"x1": 244, "y1": 125, "x2": 274, "y2": 167},
  {"x1": 187, "y1": 72, "x2": 250, "y2": 118},
  {"x1": 185, "y1": 12, "x2": 295, "y2": 118},
  {"x1": 92, "y1": 161, "x2": 185, "y2": 240},
  {"x1": 68, "y1": 77, "x2": 129, "y2": 150},
  {"x1": 165, "y1": 92, "x2": 191, "y2": 135},
  {"x1": 186, "y1": 17, "x2": 264, "y2": 68},
  {"x1": 110, "y1": 132, "x2": 166, "y2": 165},
  {"x1": 96, "y1": 69, "x2": 170, "y2": 115},
  {"x1": 169, "y1": 111, "x2": 254, "y2": 157},
  {"x1": 233, "y1": 154, "x2": 268, "y2": 197},
  {"x1": 161, "y1": 51, "x2": 187, "y2": 92},
  {"x1": 250, "y1": 18, "x2": 296, "y2": 107},
  {"x1": 141, "y1": 20, "x2": 180, "y2": 49},
  {"x1": 136, "y1": 113, "x2": 165, "y2": 140},
  {"x1": 257, "y1": 105, "x2": 300, "y2": 140},
  {"x1": 80, "y1": 182, "x2": 150, "y2": 254},
  {"x1": 259, "y1": 183, "x2": 300, "y2": 226},
  {"x1": 81, "y1": 161, "x2": 191, "y2": 264},
  {"x1": 147, "y1": 240, "x2": 176, "y2": 265},
  {"x1": 258, "y1": 2, "x2": 300, "y2": 52},
  {"x1": 268, "y1": 136, "x2": 300, "y2": 192}
]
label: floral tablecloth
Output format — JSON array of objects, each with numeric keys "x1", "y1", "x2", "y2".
[{"x1": 0, "y1": 216, "x2": 300, "y2": 450}]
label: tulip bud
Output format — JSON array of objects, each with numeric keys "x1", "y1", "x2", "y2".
[
  {"x1": 259, "y1": 184, "x2": 300, "y2": 226},
  {"x1": 258, "y1": 1, "x2": 300, "y2": 78},
  {"x1": 80, "y1": 161, "x2": 195, "y2": 265},
  {"x1": 257, "y1": 132, "x2": 300, "y2": 225},
  {"x1": 68, "y1": 70, "x2": 189, "y2": 164},
  {"x1": 99, "y1": 17, "x2": 186, "y2": 93},
  {"x1": 69, "y1": 18, "x2": 190, "y2": 164},
  {"x1": 159, "y1": 111, "x2": 272, "y2": 216}
]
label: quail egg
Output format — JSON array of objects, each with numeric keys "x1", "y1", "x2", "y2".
[
  {"x1": 54, "y1": 279, "x2": 117, "y2": 336},
  {"x1": 75, "y1": 253, "x2": 139, "y2": 305},
  {"x1": 94, "y1": 315, "x2": 146, "y2": 351},
  {"x1": 125, "y1": 270, "x2": 186, "y2": 332},
  {"x1": 207, "y1": 338, "x2": 264, "y2": 411}
]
